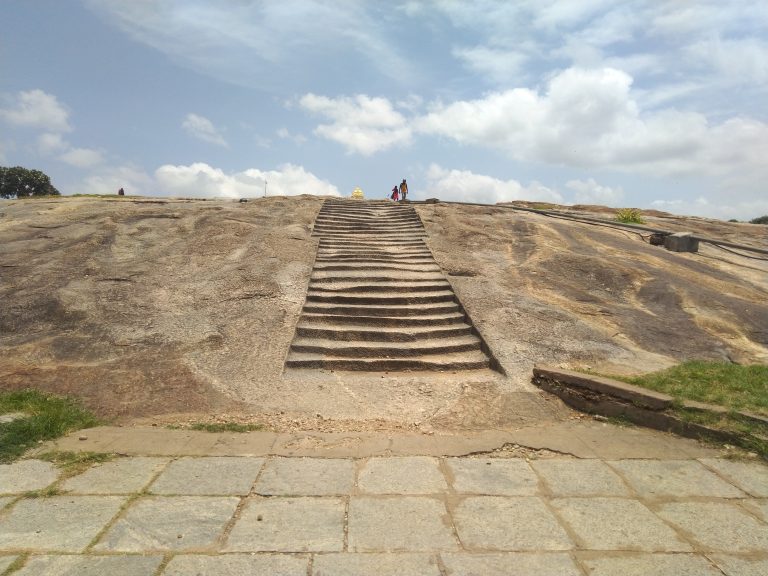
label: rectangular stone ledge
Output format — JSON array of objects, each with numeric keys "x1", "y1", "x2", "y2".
[{"x1": 533, "y1": 365, "x2": 673, "y2": 410}]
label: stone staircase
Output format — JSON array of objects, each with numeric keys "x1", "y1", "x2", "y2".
[{"x1": 285, "y1": 200, "x2": 499, "y2": 372}]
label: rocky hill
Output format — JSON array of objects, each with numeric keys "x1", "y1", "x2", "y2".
[{"x1": 1, "y1": 196, "x2": 766, "y2": 431}]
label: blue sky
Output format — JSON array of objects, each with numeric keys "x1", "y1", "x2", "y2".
[{"x1": 1, "y1": 1, "x2": 767, "y2": 219}]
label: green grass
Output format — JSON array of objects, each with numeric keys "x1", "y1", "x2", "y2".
[
  {"x1": 622, "y1": 361, "x2": 768, "y2": 415},
  {"x1": 0, "y1": 390, "x2": 100, "y2": 463},
  {"x1": 615, "y1": 207, "x2": 646, "y2": 224},
  {"x1": 37, "y1": 451, "x2": 115, "y2": 476},
  {"x1": 168, "y1": 421, "x2": 264, "y2": 433}
]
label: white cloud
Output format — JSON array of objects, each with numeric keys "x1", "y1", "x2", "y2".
[
  {"x1": 182, "y1": 113, "x2": 228, "y2": 147},
  {"x1": 651, "y1": 197, "x2": 768, "y2": 221},
  {"x1": 154, "y1": 162, "x2": 340, "y2": 198},
  {"x1": 37, "y1": 132, "x2": 68, "y2": 155},
  {"x1": 422, "y1": 164, "x2": 563, "y2": 204},
  {"x1": 417, "y1": 67, "x2": 768, "y2": 181},
  {"x1": 566, "y1": 178, "x2": 623, "y2": 206},
  {"x1": 0, "y1": 89, "x2": 71, "y2": 133},
  {"x1": 276, "y1": 127, "x2": 307, "y2": 145},
  {"x1": 58, "y1": 147, "x2": 104, "y2": 168},
  {"x1": 76, "y1": 165, "x2": 153, "y2": 196},
  {"x1": 298, "y1": 94, "x2": 412, "y2": 155}
]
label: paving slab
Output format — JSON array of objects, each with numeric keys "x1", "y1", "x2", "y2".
[
  {"x1": 550, "y1": 497, "x2": 691, "y2": 551},
  {"x1": 255, "y1": 457, "x2": 355, "y2": 495},
  {"x1": 0, "y1": 496, "x2": 14, "y2": 510},
  {"x1": 0, "y1": 556, "x2": 18, "y2": 573},
  {"x1": 445, "y1": 458, "x2": 539, "y2": 495},
  {"x1": 0, "y1": 460, "x2": 59, "y2": 494},
  {"x1": 149, "y1": 457, "x2": 264, "y2": 495},
  {"x1": 162, "y1": 553, "x2": 308, "y2": 575},
  {"x1": 710, "y1": 554, "x2": 768, "y2": 576},
  {"x1": 577, "y1": 552, "x2": 722, "y2": 575},
  {"x1": 201, "y1": 432, "x2": 278, "y2": 456},
  {"x1": 225, "y1": 497, "x2": 345, "y2": 552},
  {"x1": 656, "y1": 501, "x2": 768, "y2": 552},
  {"x1": 13, "y1": 554, "x2": 163, "y2": 575},
  {"x1": 441, "y1": 552, "x2": 581, "y2": 575},
  {"x1": 61, "y1": 457, "x2": 168, "y2": 494},
  {"x1": 530, "y1": 459, "x2": 630, "y2": 497},
  {"x1": 569, "y1": 423, "x2": 717, "y2": 459},
  {"x1": 743, "y1": 499, "x2": 768, "y2": 522},
  {"x1": 357, "y1": 457, "x2": 446, "y2": 494},
  {"x1": 312, "y1": 552, "x2": 440, "y2": 576},
  {"x1": 0, "y1": 496, "x2": 125, "y2": 552},
  {"x1": 608, "y1": 459, "x2": 745, "y2": 498},
  {"x1": 94, "y1": 496, "x2": 239, "y2": 552},
  {"x1": 348, "y1": 497, "x2": 457, "y2": 551},
  {"x1": 453, "y1": 496, "x2": 572, "y2": 551},
  {"x1": 272, "y1": 432, "x2": 390, "y2": 458},
  {"x1": 699, "y1": 458, "x2": 768, "y2": 497}
]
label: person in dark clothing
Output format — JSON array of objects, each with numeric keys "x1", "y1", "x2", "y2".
[{"x1": 399, "y1": 179, "x2": 408, "y2": 201}]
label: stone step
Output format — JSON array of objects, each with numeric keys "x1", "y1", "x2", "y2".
[
  {"x1": 310, "y1": 273, "x2": 448, "y2": 283},
  {"x1": 284, "y1": 350, "x2": 490, "y2": 371},
  {"x1": 312, "y1": 263, "x2": 441, "y2": 272},
  {"x1": 308, "y1": 282, "x2": 451, "y2": 293},
  {"x1": 289, "y1": 335, "x2": 481, "y2": 357},
  {"x1": 295, "y1": 323, "x2": 472, "y2": 342},
  {"x1": 305, "y1": 290, "x2": 456, "y2": 305},
  {"x1": 314, "y1": 258, "x2": 436, "y2": 266},
  {"x1": 302, "y1": 302, "x2": 461, "y2": 317},
  {"x1": 299, "y1": 312, "x2": 466, "y2": 327}
]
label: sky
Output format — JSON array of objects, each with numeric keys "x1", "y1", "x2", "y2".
[{"x1": 1, "y1": 1, "x2": 767, "y2": 219}]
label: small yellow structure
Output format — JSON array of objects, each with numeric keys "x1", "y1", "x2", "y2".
[{"x1": 351, "y1": 187, "x2": 364, "y2": 200}]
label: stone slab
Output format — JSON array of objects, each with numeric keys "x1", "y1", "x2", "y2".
[
  {"x1": 225, "y1": 497, "x2": 344, "y2": 552},
  {"x1": 0, "y1": 497, "x2": 14, "y2": 510},
  {"x1": 0, "y1": 460, "x2": 59, "y2": 494},
  {"x1": 453, "y1": 496, "x2": 571, "y2": 551},
  {"x1": 550, "y1": 497, "x2": 690, "y2": 551},
  {"x1": 255, "y1": 457, "x2": 355, "y2": 495},
  {"x1": 94, "y1": 496, "x2": 239, "y2": 552},
  {"x1": 272, "y1": 432, "x2": 390, "y2": 458},
  {"x1": 445, "y1": 458, "x2": 539, "y2": 495},
  {"x1": 608, "y1": 460, "x2": 745, "y2": 498},
  {"x1": 531, "y1": 459, "x2": 630, "y2": 497},
  {"x1": 357, "y1": 457, "x2": 447, "y2": 494},
  {"x1": 0, "y1": 496, "x2": 125, "y2": 552},
  {"x1": 578, "y1": 553, "x2": 722, "y2": 575},
  {"x1": 0, "y1": 556, "x2": 18, "y2": 573},
  {"x1": 348, "y1": 497, "x2": 457, "y2": 551},
  {"x1": 13, "y1": 555, "x2": 163, "y2": 575},
  {"x1": 699, "y1": 458, "x2": 768, "y2": 497},
  {"x1": 710, "y1": 555, "x2": 768, "y2": 576},
  {"x1": 199, "y1": 432, "x2": 278, "y2": 456},
  {"x1": 441, "y1": 552, "x2": 580, "y2": 575},
  {"x1": 657, "y1": 501, "x2": 768, "y2": 552},
  {"x1": 162, "y1": 554, "x2": 308, "y2": 575},
  {"x1": 743, "y1": 499, "x2": 768, "y2": 522},
  {"x1": 149, "y1": 457, "x2": 264, "y2": 495},
  {"x1": 62, "y1": 457, "x2": 168, "y2": 494},
  {"x1": 570, "y1": 423, "x2": 714, "y2": 459},
  {"x1": 313, "y1": 553, "x2": 440, "y2": 576}
]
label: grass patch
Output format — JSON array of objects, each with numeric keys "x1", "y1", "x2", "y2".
[
  {"x1": 0, "y1": 390, "x2": 100, "y2": 463},
  {"x1": 189, "y1": 422, "x2": 263, "y2": 433},
  {"x1": 37, "y1": 451, "x2": 115, "y2": 477},
  {"x1": 622, "y1": 361, "x2": 768, "y2": 415},
  {"x1": 615, "y1": 207, "x2": 645, "y2": 224}
]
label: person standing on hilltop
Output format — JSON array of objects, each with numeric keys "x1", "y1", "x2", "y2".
[
  {"x1": 399, "y1": 179, "x2": 408, "y2": 201},
  {"x1": 391, "y1": 185, "x2": 399, "y2": 201}
]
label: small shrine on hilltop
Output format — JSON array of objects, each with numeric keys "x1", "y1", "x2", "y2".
[{"x1": 351, "y1": 187, "x2": 364, "y2": 199}]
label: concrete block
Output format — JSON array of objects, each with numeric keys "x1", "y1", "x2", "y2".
[
  {"x1": 14, "y1": 555, "x2": 163, "y2": 576},
  {"x1": 445, "y1": 458, "x2": 540, "y2": 495},
  {"x1": 255, "y1": 457, "x2": 355, "y2": 496},
  {"x1": 550, "y1": 497, "x2": 690, "y2": 551},
  {"x1": 94, "y1": 496, "x2": 239, "y2": 552},
  {"x1": 0, "y1": 496, "x2": 125, "y2": 552},
  {"x1": 453, "y1": 496, "x2": 572, "y2": 551},
  {"x1": 313, "y1": 553, "x2": 441, "y2": 576},
  {"x1": 657, "y1": 501, "x2": 768, "y2": 552},
  {"x1": 579, "y1": 553, "x2": 722, "y2": 575},
  {"x1": 348, "y1": 497, "x2": 457, "y2": 552},
  {"x1": 358, "y1": 457, "x2": 447, "y2": 494},
  {"x1": 664, "y1": 232, "x2": 699, "y2": 252},
  {"x1": 163, "y1": 554, "x2": 308, "y2": 576},
  {"x1": 62, "y1": 457, "x2": 168, "y2": 494},
  {"x1": 531, "y1": 459, "x2": 630, "y2": 497},
  {"x1": 441, "y1": 552, "x2": 580, "y2": 575},
  {"x1": 699, "y1": 458, "x2": 768, "y2": 497},
  {"x1": 608, "y1": 460, "x2": 745, "y2": 498},
  {"x1": 0, "y1": 460, "x2": 59, "y2": 494},
  {"x1": 149, "y1": 457, "x2": 264, "y2": 495},
  {"x1": 225, "y1": 497, "x2": 345, "y2": 552}
]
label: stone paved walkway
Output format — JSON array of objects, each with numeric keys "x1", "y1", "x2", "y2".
[{"x1": 0, "y1": 422, "x2": 766, "y2": 575}]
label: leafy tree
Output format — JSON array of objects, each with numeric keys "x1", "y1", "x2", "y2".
[
  {"x1": 0, "y1": 166, "x2": 60, "y2": 199},
  {"x1": 750, "y1": 215, "x2": 768, "y2": 225}
]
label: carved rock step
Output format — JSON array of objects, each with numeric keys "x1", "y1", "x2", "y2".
[
  {"x1": 295, "y1": 323, "x2": 472, "y2": 342},
  {"x1": 284, "y1": 351, "x2": 490, "y2": 371},
  {"x1": 298, "y1": 312, "x2": 467, "y2": 327},
  {"x1": 301, "y1": 302, "x2": 461, "y2": 317},
  {"x1": 289, "y1": 335, "x2": 482, "y2": 357}
]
